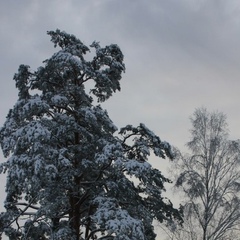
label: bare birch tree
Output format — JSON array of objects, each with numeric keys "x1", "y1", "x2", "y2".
[{"x1": 169, "y1": 108, "x2": 240, "y2": 240}]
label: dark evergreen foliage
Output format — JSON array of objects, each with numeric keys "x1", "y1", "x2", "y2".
[{"x1": 0, "y1": 29, "x2": 182, "y2": 240}]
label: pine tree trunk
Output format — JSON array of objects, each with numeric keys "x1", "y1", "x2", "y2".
[
  {"x1": 70, "y1": 194, "x2": 81, "y2": 239},
  {"x1": 69, "y1": 132, "x2": 81, "y2": 240}
]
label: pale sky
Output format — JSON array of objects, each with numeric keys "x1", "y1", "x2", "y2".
[{"x1": 1, "y1": 0, "x2": 240, "y2": 238}]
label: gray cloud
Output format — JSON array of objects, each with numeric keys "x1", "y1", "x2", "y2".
[{"x1": 1, "y1": 0, "x2": 240, "y2": 168}]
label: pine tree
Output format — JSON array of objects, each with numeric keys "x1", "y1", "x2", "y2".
[{"x1": 0, "y1": 29, "x2": 182, "y2": 240}]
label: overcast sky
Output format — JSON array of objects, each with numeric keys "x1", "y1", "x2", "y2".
[{"x1": 1, "y1": 0, "x2": 240, "y2": 238}]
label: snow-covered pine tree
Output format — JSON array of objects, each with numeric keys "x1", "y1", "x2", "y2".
[{"x1": 0, "y1": 29, "x2": 182, "y2": 240}]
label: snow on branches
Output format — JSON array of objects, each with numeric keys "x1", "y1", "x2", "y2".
[{"x1": 0, "y1": 29, "x2": 182, "y2": 240}]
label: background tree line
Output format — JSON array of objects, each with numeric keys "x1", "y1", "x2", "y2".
[{"x1": 163, "y1": 107, "x2": 240, "y2": 240}]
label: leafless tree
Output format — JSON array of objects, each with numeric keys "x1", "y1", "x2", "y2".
[{"x1": 168, "y1": 108, "x2": 240, "y2": 240}]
